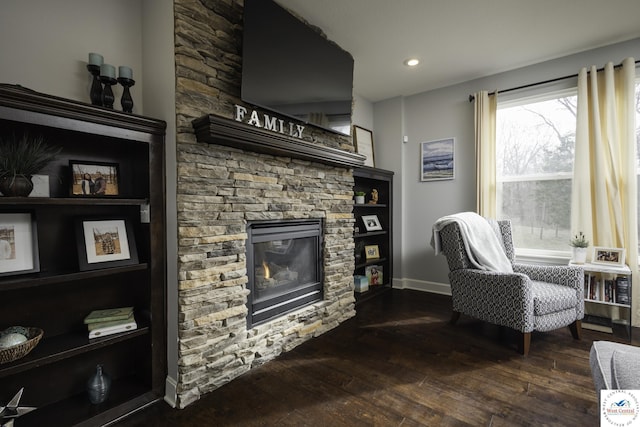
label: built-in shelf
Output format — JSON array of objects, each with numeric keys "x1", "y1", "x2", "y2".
[
  {"x1": 353, "y1": 167, "x2": 394, "y2": 304},
  {"x1": 0, "y1": 264, "x2": 149, "y2": 291},
  {"x1": 0, "y1": 327, "x2": 149, "y2": 378},
  {"x1": 0, "y1": 84, "x2": 166, "y2": 426}
]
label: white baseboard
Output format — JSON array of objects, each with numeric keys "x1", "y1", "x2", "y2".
[
  {"x1": 164, "y1": 375, "x2": 178, "y2": 408},
  {"x1": 392, "y1": 277, "x2": 451, "y2": 295}
]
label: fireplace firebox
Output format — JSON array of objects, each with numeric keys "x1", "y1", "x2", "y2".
[{"x1": 246, "y1": 219, "x2": 323, "y2": 327}]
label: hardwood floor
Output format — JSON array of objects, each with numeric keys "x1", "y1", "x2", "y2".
[{"x1": 115, "y1": 289, "x2": 631, "y2": 426}]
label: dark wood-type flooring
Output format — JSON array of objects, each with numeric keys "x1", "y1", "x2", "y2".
[{"x1": 115, "y1": 289, "x2": 635, "y2": 426}]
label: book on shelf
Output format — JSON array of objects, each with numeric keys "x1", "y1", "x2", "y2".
[
  {"x1": 84, "y1": 306, "x2": 134, "y2": 324},
  {"x1": 615, "y1": 276, "x2": 630, "y2": 305},
  {"x1": 604, "y1": 279, "x2": 614, "y2": 302},
  {"x1": 84, "y1": 306, "x2": 137, "y2": 339},
  {"x1": 88, "y1": 320, "x2": 138, "y2": 339}
]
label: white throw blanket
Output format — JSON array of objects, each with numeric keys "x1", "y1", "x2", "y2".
[{"x1": 431, "y1": 212, "x2": 513, "y2": 273}]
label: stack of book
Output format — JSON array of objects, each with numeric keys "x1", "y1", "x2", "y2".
[{"x1": 83, "y1": 307, "x2": 137, "y2": 339}]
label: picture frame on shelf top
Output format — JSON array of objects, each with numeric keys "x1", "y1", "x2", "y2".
[
  {"x1": 70, "y1": 160, "x2": 120, "y2": 197},
  {"x1": 353, "y1": 125, "x2": 375, "y2": 168},
  {"x1": 592, "y1": 246, "x2": 626, "y2": 266}
]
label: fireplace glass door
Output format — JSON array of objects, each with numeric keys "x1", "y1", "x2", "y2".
[{"x1": 247, "y1": 220, "x2": 323, "y2": 327}]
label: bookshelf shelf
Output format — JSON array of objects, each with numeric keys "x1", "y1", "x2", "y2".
[{"x1": 573, "y1": 262, "x2": 632, "y2": 340}]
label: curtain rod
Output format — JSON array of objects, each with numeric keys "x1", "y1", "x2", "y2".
[{"x1": 468, "y1": 59, "x2": 640, "y2": 102}]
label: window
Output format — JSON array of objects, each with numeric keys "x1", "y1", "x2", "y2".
[
  {"x1": 496, "y1": 81, "x2": 640, "y2": 255},
  {"x1": 496, "y1": 91, "x2": 577, "y2": 253}
]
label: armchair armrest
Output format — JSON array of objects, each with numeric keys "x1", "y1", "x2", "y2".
[
  {"x1": 449, "y1": 269, "x2": 534, "y2": 332},
  {"x1": 513, "y1": 263, "x2": 584, "y2": 290}
]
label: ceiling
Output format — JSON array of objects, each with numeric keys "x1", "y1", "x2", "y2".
[{"x1": 275, "y1": 0, "x2": 640, "y2": 103}]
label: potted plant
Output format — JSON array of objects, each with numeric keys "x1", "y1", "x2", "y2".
[
  {"x1": 570, "y1": 231, "x2": 589, "y2": 264},
  {"x1": 0, "y1": 132, "x2": 61, "y2": 197},
  {"x1": 354, "y1": 191, "x2": 366, "y2": 204}
]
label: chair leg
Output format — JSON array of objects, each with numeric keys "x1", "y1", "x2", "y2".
[
  {"x1": 568, "y1": 320, "x2": 582, "y2": 340},
  {"x1": 518, "y1": 332, "x2": 531, "y2": 356},
  {"x1": 450, "y1": 311, "x2": 461, "y2": 325}
]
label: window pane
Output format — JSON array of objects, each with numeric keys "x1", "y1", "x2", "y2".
[{"x1": 497, "y1": 94, "x2": 577, "y2": 251}]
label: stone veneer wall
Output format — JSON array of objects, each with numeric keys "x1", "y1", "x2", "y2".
[{"x1": 174, "y1": 0, "x2": 357, "y2": 408}]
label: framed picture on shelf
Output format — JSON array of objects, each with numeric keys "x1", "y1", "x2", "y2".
[
  {"x1": 0, "y1": 212, "x2": 40, "y2": 276},
  {"x1": 361, "y1": 214, "x2": 382, "y2": 232},
  {"x1": 70, "y1": 160, "x2": 120, "y2": 196},
  {"x1": 75, "y1": 217, "x2": 138, "y2": 271},
  {"x1": 353, "y1": 125, "x2": 375, "y2": 167},
  {"x1": 365, "y1": 245, "x2": 380, "y2": 260},
  {"x1": 365, "y1": 264, "x2": 383, "y2": 286},
  {"x1": 592, "y1": 247, "x2": 626, "y2": 266},
  {"x1": 421, "y1": 137, "x2": 455, "y2": 181}
]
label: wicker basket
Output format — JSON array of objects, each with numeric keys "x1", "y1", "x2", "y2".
[{"x1": 0, "y1": 326, "x2": 43, "y2": 364}]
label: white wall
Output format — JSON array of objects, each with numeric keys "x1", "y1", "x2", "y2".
[
  {"x1": 0, "y1": 0, "x2": 144, "y2": 112},
  {"x1": 141, "y1": 0, "x2": 178, "y2": 408},
  {"x1": 375, "y1": 38, "x2": 640, "y2": 295}
]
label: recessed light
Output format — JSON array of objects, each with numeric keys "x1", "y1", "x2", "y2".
[{"x1": 404, "y1": 58, "x2": 420, "y2": 67}]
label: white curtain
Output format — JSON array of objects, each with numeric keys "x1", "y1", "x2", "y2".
[
  {"x1": 571, "y1": 57, "x2": 638, "y2": 324},
  {"x1": 474, "y1": 91, "x2": 498, "y2": 217}
]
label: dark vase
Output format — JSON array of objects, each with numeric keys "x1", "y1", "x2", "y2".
[
  {"x1": 86, "y1": 364, "x2": 112, "y2": 404},
  {"x1": 0, "y1": 175, "x2": 34, "y2": 197}
]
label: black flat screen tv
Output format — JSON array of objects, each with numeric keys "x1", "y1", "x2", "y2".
[{"x1": 241, "y1": 0, "x2": 354, "y2": 136}]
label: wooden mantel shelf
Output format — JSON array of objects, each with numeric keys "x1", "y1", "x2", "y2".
[{"x1": 192, "y1": 114, "x2": 366, "y2": 168}]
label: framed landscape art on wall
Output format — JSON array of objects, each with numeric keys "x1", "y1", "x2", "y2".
[{"x1": 421, "y1": 137, "x2": 455, "y2": 181}]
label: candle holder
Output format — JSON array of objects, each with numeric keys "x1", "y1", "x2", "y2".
[
  {"x1": 86, "y1": 64, "x2": 103, "y2": 106},
  {"x1": 117, "y1": 77, "x2": 135, "y2": 113},
  {"x1": 99, "y1": 75, "x2": 117, "y2": 109}
]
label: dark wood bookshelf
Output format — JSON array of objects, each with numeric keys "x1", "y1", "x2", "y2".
[
  {"x1": 353, "y1": 167, "x2": 394, "y2": 305},
  {"x1": 0, "y1": 85, "x2": 166, "y2": 426}
]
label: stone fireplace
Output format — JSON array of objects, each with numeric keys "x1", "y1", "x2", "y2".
[
  {"x1": 172, "y1": 108, "x2": 363, "y2": 408},
  {"x1": 172, "y1": 0, "x2": 364, "y2": 408}
]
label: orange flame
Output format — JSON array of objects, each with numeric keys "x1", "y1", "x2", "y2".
[{"x1": 263, "y1": 261, "x2": 270, "y2": 279}]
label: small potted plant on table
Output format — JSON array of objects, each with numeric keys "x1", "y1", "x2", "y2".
[
  {"x1": 570, "y1": 231, "x2": 589, "y2": 264},
  {"x1": 354, "y1": 191, "x2": 366, "y2": 204}
]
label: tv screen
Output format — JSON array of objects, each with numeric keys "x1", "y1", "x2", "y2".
[{"x1": 241, "y1": 0, "x2": 354, "y2": 136}]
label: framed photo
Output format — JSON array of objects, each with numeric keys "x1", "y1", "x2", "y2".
[
  {"x1": 365, "y1": 264, "x2": 383, "y2": 286},
  {"x1": 76, "y1": 218, "x2": 138, "y2": 271},
  {"x1": 70, "y1": 160, "x2": 120, "y2": 196},
  {"x1": 421, "y1": 137, "x2": 455, "y2": 181},
  {"x1": 361, "y1": 214, "x2": 382, "y2": 232},
  {"x1": 365, "y1": 245, "x2": 380, "y2": 260},
  {"x1": 592, "y1": 247, "x2": 626, "y2": 266},
  {"x1": 353, "y1": 125, "x2": 375, "y2": 168},
  {"x1": 0, "y1": 212, "x2": 40, "y2": 276}
]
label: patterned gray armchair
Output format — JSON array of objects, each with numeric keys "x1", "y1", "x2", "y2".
[{"x1": 438, "y1": 219, "x2": 584, "y2": 356}]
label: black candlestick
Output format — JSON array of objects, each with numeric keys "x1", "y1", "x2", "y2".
[
  {"x1": 117, "y1": 77, "x2": 135, "y2": 113},
  {"x1": 87, "y1": 64, "x2": 103, "y2": 106},
  {"x1": 99, "y1": 75, "x2": 117, "y2": 109}
]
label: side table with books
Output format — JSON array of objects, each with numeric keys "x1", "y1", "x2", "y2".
[{"x1": 570, "y1": 261, "x2": 632, "y2": 340}]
